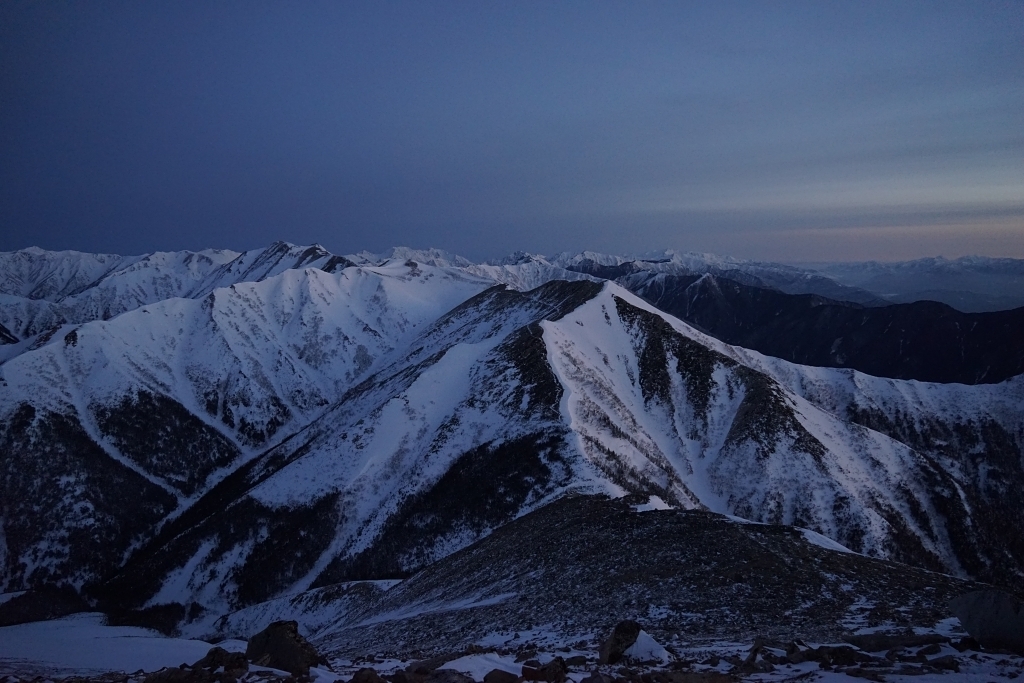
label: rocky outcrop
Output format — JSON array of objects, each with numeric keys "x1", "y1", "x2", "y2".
[
  {"x1": 142, "y1": 646, "x2": 249, "y2": 683},
  {"x1": 598, "y1": 621, "x2": 642, "y2": 665},
  {"x1": 194, "y1": 647, "x2": 249, "y2": 676},
  {"x1": 245, "y1": 620, "x2": 324, "y2": 675},
  {"x1": 521, "y1": 657, "x2": 567, "y2": 683},
  {"x1": 482, "y1": 670, "x2": 519, "y2": 683},
  {"x1": 0, "y1": 585, "x2": 88, "y2": 627},
  {"x1": 350, "y1": 668, "x2": 386, "y2": 683},
  {"x1": 950, "y1": 590, "x2": 1024, "y2": 654}
]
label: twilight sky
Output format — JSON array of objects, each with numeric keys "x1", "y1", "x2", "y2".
[{"x1": 1, "y1": 1, "x2": 1022, "y2": 262}]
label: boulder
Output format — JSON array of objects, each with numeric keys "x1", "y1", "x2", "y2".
[
  {"x1": 193, "y1": 647, "x2": 249, "y2": 677},
  {"x1": 408, "y1": 654, "x2": 455, "y2": 675},
  {"x1": 426, "y1": 670, "x2": 476, "y2": 683},
  {"x1": 654, "y1": 674, "x2": 734, "y2": 683},
  {"x1": 813, "y1": 646, "x2": 874, "y2": 667},
  {"x1": 483, "y1": 669, "x2": 520, "y2": 683},
  {"x1": 951, "y1": 636, "x2": 980, "y2": 652},
  {"x1": 579, "y1": 672, "x2": 615, "y2": 683},
  {"x1": 142, "y1": 647, "x2": 251, "y2": 683},
  {"x1": 536, "y1": 658, "x2": 567, "y2": 683},
  {"x1": 928, "y1": 655, "x2": 960, "y2": 672},
  {"x1": 388, "y1": 671, "x2": 421, "y2": 683},
  {"x1": 949, "y1": 590, "x2": 1024, "y2": 654},
  {"x1": 599, "y1": 620, "x2": 643, "y2": 665},
  {"x1": 246, "y1": 620, "x2": 323, "y2": 675},
  {"x1": 143, "y1": 667, "x2": 210, "y2": 683},
  {"x1": 352, "y1": 668, "x2": 386, "y2": 683},
  {"x1": 521, "y1": 658, "x2": 567, "y2": 683},
  {"x1": 836, "y1": 667, "x2": 884, "y2": 682}
]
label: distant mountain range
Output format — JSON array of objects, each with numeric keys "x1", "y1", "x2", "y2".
[
  {"x1": 1, "y1": 243, "x2": 1022, "y2": 645},
  {"x1": 804, "y1": 256, "x2": 1024, "y2": 312}
]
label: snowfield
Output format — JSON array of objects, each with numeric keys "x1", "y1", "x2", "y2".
[{"x1": 0, "y1": 613, "x2": 234, "y2": 676}]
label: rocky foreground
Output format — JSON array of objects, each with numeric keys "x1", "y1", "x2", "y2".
[
  {"x1": 3, "y1": 611, "x2": 1024, "y2": 683},
  {"x1": 4, "y1": 497, "x2": 1024, "y2": 683},
  {"x1": 213, "y1": 496, "x2": 1017, "y2": 658}
]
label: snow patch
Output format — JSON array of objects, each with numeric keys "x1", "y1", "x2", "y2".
[
  {"x1": 623, "y1": 630, "x2": 671, "y2": 664},
  {"x1": 0, "y1": 613, "x2": 226, "y2": 675},
  {"x1": 632, "y1": 496, "x2": 673, "y2": 512},
  {"x1": 798, "y1": 528, "x2": 855, "y2": 554},
  {"x1": 439, "y1": 652, "x2": 522, "y2": 680}
]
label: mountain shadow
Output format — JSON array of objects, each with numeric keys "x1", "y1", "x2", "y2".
[{"x1": 619, "y1": 272, "x2": 1024, "y2": 384}]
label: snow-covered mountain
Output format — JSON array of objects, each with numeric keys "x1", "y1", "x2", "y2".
[
  {"x1": 622, "y1": 272, "x2": 1024, "y2": 384},
  {"x1": 547, "y1": 250, "x2": 1024, "y2": 312},
  {"x1": 804, "y1": 256, "x2": 1024, "y2": 312},
  {"x1": 548, "y1": 249, "x2": 890, "y2": 306},
  {"x1": 0, "y1": 243, "x2": 354, "y2": 360},
  {"x1": 1, "y1": 243, "x2": 1022, "y2": 635},
  {"x1": 6, "y1": 244, "x2": 1019, "y2": 365},
  {"x1": 0, "y1": 260, "x2": 493, "y2": 589}
]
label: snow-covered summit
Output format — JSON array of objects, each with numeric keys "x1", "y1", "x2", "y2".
[
  {"x1": 484, "y1": 250, "x2": 546, "y2": 266},
  {"x1": 548, "y1": 249, "x2": 742, "y2": 269},
  {"x1": 344, "y1": 247, "x2": 474, "y2": 269}
]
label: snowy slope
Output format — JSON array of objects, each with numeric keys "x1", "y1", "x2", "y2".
[
  {"x1": 101, "y1": 280, "x2": 607, "y2": 612},
  {"x1": 0, "y1": 612, "x2": 233, "y2": 676},
  {"x1": 0, "y1": 261, "x2": 493, "y2": 591},
  {"x1": 1, "y1": 261, "x2": 492, "y2": 451},
  {"x1": 0, "y1": 248, "x2": 146, "y2": 301},
  {"x1": 0, "y1": 243, "x2": 351, "y2": 355},
  {"x1": 541, "y1": 287, "x2": 1001, "y2": 575}
]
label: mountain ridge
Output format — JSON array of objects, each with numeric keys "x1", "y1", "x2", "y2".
[
  {"x1": 621, "y1": 271, "x2": 1024, "y2": 384},
  {"x1": 1, "y1": 242, "x2": 1022, "y2": 640}
]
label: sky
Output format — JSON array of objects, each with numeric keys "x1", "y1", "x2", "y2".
[{"x1": 1, "y1": 1, "x2": 1022, "y2": 262}]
